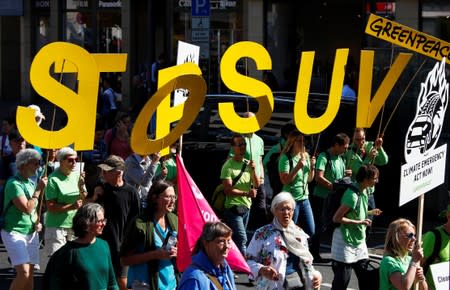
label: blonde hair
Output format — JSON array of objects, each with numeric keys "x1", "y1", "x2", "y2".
[
  {"x1": 281, "y1": 130, "x2": 307, "y2": 156},
  {"x1": 384, "y1": 218, "x2": 416, "y2": 258}
]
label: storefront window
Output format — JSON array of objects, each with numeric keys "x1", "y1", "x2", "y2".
[
  {"x1": 37, "y1": 15, "x2": 50, "y2": 51},
  {"x1": 173, "y1": 0, "x2": 242, "y2": 93},
  {"x1": 98, "y1": 11, "x2": 122, "y2": 53},
  {"x1": 64, "y1": 11, "x2": 94, "y2": 51},
  {"x1": 63, "y1": 1, "x2": 121, "y2": 53}
]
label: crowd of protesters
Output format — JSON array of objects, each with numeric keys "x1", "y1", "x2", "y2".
[{"x1": 0, "y1": 99, "x2": 447, "y2": 290}]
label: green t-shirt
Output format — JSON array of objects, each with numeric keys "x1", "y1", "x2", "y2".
[
  {"x1": 262, "y1": 139, "x2": 286, "y2": 170},
  {"x1": 3, "y1": 176, "x2": 37, "y2": 235},
  {"x1": 313, "y1": 150, "x2": 346, "y2": 198},
  {"x1": 339, "y1": 185, "x2": 368, "y2": 247},
  {"x1": 44, "y1": 170, "x2": 81, "y2": 228},
  {"x1": 46, "y1": 238, "x2": 119, "y2": 290},
  {"x1": 380, "y1": 255, "x2": 411, "y2": 290},
  {"x1": 228, "y1": 134, "x2": 265, "y2": 179},
  {"x1": 344, "y1": 141, "x2": 389, "y2": 180},
  {"x1": 422, "y1": 226, "x2": 450, "y2": 290},
  {"x1": 156, "y1": 156, "x2": 177, "y2": 181},
  {"x1": 278, "y1": 153, "x2": 310, "y2": 200},
  {"x1": 220, "y1": 158, "x2": 252, "y2": 209}
]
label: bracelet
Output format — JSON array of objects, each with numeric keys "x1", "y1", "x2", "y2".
[
  {"x1": 409, "y1": 261, "x2": 419, "y2": 268},
  {"x1": 31, "y1": 196, "x2": 39, "y2": 200}
]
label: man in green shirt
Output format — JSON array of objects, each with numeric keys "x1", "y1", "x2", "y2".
[
  {"x1": 222, "y1": 134, "x2": 260, "y2": 255},
  {"x1": 344, "y1": 128, "x2": 388, "y2": 218},
  {"x1": 228, "y1": 112, "x2": 267, "y2": 230}
]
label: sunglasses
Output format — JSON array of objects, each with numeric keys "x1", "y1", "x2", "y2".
[{"x1": 404, "y1": 232, "x2": 416, "y2": 240}]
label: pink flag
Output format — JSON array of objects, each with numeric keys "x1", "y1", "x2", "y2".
[{"x1": 176, "y1": 155, "x2": 251, "y2": 273}]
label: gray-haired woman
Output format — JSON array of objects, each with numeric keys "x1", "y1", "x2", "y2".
[
  {"x1": 246, "y1": 192, "x2": 322, "y2": 290},
  {"x1": 44, "y1": 202, "x2": 118, "y2": 290},
  {"x1": 44, "y1": 146, "x2": 87, "y2": 257},
  {"x1": 178, "y1": 222, "x2": 237, "y2": 290},
  {"x1": 1, "y1": 148, "x2": 47, "y2": 290}
]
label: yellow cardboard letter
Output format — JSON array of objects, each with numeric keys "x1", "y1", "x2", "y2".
[
  {"x1": 17, "y1": 42, "x2": 127, "y2": 150},
  {"x1": 294, "y1": 49, "x2": 348, "y2": 134},
  {"x1": 154, "y1": 63, "x2": 203, "y2": 155},
  {"x1": 219, "y1": 41, "x2": 273, "y2": 133},
  {"x1": 357, "y1": 50, "x2": 412, "y2": 127},
  {"x1": 131, "y1": 72, "x2": 206, "y2": 155}
]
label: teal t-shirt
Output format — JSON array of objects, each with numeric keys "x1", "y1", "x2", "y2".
[
  {"x1": 44, "y1": 170, "x2": 81, "y2": 228},
  {"x1": 313, "y1": 150, "x2": 346, "y2": 198},
  {"x1": 3, "y1": 175, "x2": 37, "y2": 235},
  {"x1": 380, "y1": 255, "x2": 411, "y2": 290},
  {"x1": 339, "y1": 185, "x2": 369, "y2": 247},
  {"x1": 220, "y1": 159, "x2": 252, "y2": 209},
  {"x1": 278, "y1": 153, "x2": 310, "y2": 200}
]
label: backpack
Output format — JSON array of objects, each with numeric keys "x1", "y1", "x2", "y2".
[
  {"x1": 211, "y1": 162, "x2": 247, "y2": 216},
  {"x1": 324, "y1": 177, "x2": 360, "y2": 231},
  {"x1": 267, "y1": 144, "x2": 293, "y2": 195},
  {"x1": 322, "y1": 151, "x2": 360, "y2": 230}
]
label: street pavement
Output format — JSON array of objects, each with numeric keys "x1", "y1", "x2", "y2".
[
  {"x1": 0, "y1": 217, "x2": 442, "y2": 289},
  {"x1": 0, "y1": 226, "x2": 387, "y2": 290}
]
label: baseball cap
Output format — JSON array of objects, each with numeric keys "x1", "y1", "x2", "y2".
[{"x1": 98, "y1": 155, "x2": 125, "y2": 171}]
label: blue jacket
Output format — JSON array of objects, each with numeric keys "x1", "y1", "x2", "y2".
[{"x1": 178, "y1": 251, "x2": 236, "y2": 290}]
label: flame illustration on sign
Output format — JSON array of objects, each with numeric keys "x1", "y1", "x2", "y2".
[{"x1": 404, "y1": 58, "x2": 449, "y2": 163}]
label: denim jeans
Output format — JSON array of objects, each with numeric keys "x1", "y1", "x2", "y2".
[
  {"x1": 292, "y1": 198, "x2": 315, "y2": 237},
  {"x1": 223, "y1": 206, "x2": 250, "y2": 256}
]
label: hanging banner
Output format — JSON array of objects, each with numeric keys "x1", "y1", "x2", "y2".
[
  {"x1": 365, "y1": 13, "x2": 450, "y2": 65},
  {"x1": 399, "y1": 58, "x2": 448, "y2": 206}
]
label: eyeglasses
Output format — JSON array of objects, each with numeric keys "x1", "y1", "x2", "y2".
[
  {"x1": 163, "y1": 195, "x2": 177, "y2": 201},
  {"x1": 277, "y1": 207, "x2": 294, "y2": 213},
  {"x1": 404, "y1": 232, "x2": 416, "y2": 240},
  {"x1": 96, "y1": 218, "x2": 107, "y2": 225}
]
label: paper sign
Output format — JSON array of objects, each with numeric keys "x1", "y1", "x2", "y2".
[
  {"x1": 399, "y1": 58, "x2": 448, "y2": 206},
  {"x1": 430, "y1": 261, "x2": 450, "y2": 290},
  {"x1": 399, "y1": 144, "x2": 447, "y2": 206},
  {"x1": 174, "y1": 41, "x2": 200, "y2": 106},
  {"x1": 365, "y1": 13, "x2": 450, "y2": 65}
]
